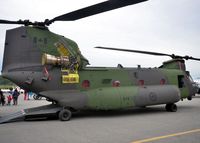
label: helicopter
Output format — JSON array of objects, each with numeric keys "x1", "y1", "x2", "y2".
[{"x1": 0, "y1": 0, "x2": 199, "y2": 123}]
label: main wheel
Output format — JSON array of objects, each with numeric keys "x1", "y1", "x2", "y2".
[
  {"x1": 165, "y1": 103, "x2": 177, "y2": 112},
  {"x1": 187, "y1": 96, "x2": 192, "y2": 101},
  {"x1": 58, "y1": 109, "x2": 72, "y2": 121}
]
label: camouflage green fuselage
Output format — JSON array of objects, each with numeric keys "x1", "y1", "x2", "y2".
[{"x1": 2, "y1": 27, "x2": 195, "y2": 110}]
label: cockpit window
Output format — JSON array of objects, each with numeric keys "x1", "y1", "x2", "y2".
[{"x1": 178, "y1": 75, "x2": 185, "y2": 88}]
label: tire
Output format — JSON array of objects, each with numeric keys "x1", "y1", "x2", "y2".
[
  {"x1": 187, "y1": 96, "x2": 192, "y2": 101},
  {"x1": 165, "y1": 103, "x2": 177, "y2": 112},
  {"x1": 58, "y1": 109, "x2": 72, "y2": 121}
]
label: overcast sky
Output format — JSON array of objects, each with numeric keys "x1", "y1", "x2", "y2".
[{"x1": 0, "y1": 0, "x2": 200, "y2": 78}]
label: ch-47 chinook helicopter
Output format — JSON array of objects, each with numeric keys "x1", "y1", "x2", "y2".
[{"x1": 0, "y1": 0, "x2": 199, "y2": 123}]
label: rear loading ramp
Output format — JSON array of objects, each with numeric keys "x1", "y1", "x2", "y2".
[
  {"x1": 0, "y1": 104, "x2": 62, "y2": 124},
  {"x1": 0, "y1": 110, "x2": 26, "y2": 124}
]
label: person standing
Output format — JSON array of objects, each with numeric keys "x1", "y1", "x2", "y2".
[
  {"x1": 12, "y1": 88, "x2": 19, "y2": 105},
  {"x1": 24, "y1": 90, "x2": 28, "y2": 100},
  {"x1": 0, "y1": 89, "x2": 1, "y2": 105},
  {"x1": 7, "y1": 94, "x2": 12, "y2": 105},
  {"x1": 0, "y1": 89, "x2": 5, "y2": 106}
]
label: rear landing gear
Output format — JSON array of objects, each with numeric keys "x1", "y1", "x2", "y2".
[
  {"x1": 165, "y1": 103, "x2": 177, "y2": 112},
  {"x1": 58, "y1": 109, "x2": 72, "y2": 121}
]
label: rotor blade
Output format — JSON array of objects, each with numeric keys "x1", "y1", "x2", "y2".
[
  {"x1": 48, "y1": 0, "x2": 148, "y2": 24},
  {"x1": 95, "y1": 47, "x2": 200, "y2": 61},
  {"x1": 95, "y1": 46, "x2": 172, "y2": 57},
  {"x1": 183, "y1": 56, "x2": 200, "y2": 61},
  {"x1": 0, "y1": 19, "x2": 22, "y2": 25},
  {"x1": 190, "y1": 57, "x2": 200, "y2": 61},
  {"x1": 0, "y1": 19, "x2": 34, "y2": 26}
]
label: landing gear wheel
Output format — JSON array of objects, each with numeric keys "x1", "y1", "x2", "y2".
[
  {"x1": 165, "y1": 103, "x2": 177, "y2": 112},
  {"x1": 59, "y1": 109, "x2": 72, "y2": 121},
  {"x1": 187, "y1": 96, "x2": 192, "y2": 101}
]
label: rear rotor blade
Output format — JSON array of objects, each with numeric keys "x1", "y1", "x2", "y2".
[
  {"x1": 0, "y1": 0, "x2": 148, "y2": 26},
  {"x1": 48, "y1": 0, "x2": 148, "y2": 24},
  {"x1": 0, "y1": 19, "x2": 22, "y2": 25},
  {"x1": 0, "y1": 19, "x2": 35, "y2": 26}
]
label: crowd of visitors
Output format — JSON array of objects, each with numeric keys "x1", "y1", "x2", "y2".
[
  {"x1": 0, "y1": 88, "x2": 36, "y2": 106},
  {"x1": 0, "y1": 88, "x2": 20, "y2": 106}
]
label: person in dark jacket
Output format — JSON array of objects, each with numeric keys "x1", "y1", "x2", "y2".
[
  {"x1": 12, "y1": 88, "x2": 20, "y2": 105},
  {"x1": 0, "y1": 89, "x2": 5, "y2": 106}
]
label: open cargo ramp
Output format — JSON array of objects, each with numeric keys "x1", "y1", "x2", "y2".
[{"x1": 0, "y1": 104, "x2": 62, "y2": 124}]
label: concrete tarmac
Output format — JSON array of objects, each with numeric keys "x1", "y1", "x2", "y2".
[{"x1": 0, "y1": 94, "x2": 200, "y2": 143}]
